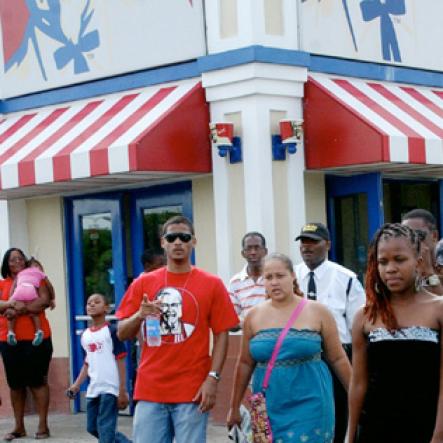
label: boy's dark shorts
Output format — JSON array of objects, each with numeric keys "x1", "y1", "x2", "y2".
[{"x1": 0, "y1": 338, "x2": 53, "y2": 389}]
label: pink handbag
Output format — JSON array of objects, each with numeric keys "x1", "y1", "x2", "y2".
[{"x1": 249, "y1": 299, "x2": 307, "y2": 443}]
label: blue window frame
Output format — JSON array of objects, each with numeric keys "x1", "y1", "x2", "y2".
[{"x1": 326, "y1": 173, "x2": 383, "y2": 281}]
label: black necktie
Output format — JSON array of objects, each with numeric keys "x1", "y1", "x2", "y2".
[{"x1": 307, "y1": 271, "x2": 317, "y2": 300}]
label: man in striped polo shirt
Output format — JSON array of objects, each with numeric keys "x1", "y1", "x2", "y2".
[{"x1": 229, "y1": 232, "x2": 268, "y2": 328}]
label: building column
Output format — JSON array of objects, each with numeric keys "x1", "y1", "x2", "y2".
[
  {"x1": 203, "y1": 63, "x2": 308, "y2": 279},
  {"x1": 205, "y1": 0, "x2": 299, "y2": 53}
]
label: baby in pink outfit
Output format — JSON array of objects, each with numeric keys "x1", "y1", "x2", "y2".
[{"x1": 7, "y1": 258, "x2": 47, "y2": 346}]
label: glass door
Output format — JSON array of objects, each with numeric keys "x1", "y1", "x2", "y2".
[
  {"x1": 326, "y1": 173, "x2": 384, "y2": 282},
  {"x1": 130, "y1": 182, "x2": 193, "y2": 277},
  {"x1": 66, "y1": 195, "x2": 126, "y2": 411},
  {"x1": 383, "y1": 179, "x2": 440, "y2": 225},
  {"x1": 65, "y1": 181, "x2": 193, "y2": 413}
]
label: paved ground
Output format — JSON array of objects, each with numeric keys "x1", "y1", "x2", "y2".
[{"x1": 0, "y1": 413, "x2": 228, "y2": 442}]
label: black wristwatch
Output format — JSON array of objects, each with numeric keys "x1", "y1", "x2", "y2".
[{"x1": 208, "y1": 371, "x2": 221, "y2": 381}]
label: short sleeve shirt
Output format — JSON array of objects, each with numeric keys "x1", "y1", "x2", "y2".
[
  {"x1": 116, "y1": 266, "x2": 239, "y2": 403},
  {"x1": 81, "y1": 323, "x2": 127, "y2": 398},
  {"x1": 229, "y1": 266, "x2": 266, "y2": 323}
]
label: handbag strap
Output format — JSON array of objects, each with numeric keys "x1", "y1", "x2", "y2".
[{"x1": 262, "y1": 298, "x2": 307, "y2": 390}]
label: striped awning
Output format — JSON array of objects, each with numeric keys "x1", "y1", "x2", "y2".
[
  {"x1": 304, "y1": 74, "x2": 443, "y2": 174},
  {"x1": 0, "y1": 79, "x2": 210, "y2": 198}
]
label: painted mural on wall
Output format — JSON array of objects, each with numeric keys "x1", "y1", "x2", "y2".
[
  {"x1": 0, "y1": 0, "x2": 204, "y2": 99},
  {"x1": 4, "y1": 0, "x2": 100, "y2": 81},
  {"x1": 300, "y1": 0, "x2": 441, "y2": 71}
]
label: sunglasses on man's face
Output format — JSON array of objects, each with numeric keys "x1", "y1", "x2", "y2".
[{"x1": 163, "y1": 232, "x2": 193, "y2": 243}]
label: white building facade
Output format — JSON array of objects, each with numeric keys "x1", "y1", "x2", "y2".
[{"x1": 1, "y1": 0, "x2": 442, "y2": 413}]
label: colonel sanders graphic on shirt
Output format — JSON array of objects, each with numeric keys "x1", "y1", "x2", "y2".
[{"x1": 156, "y1": 287, "x2": 196, "y2": 343}]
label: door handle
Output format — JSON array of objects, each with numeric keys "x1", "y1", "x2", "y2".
[{"x1": 75, "y1": 314, "x2": 118, "y2": 321}]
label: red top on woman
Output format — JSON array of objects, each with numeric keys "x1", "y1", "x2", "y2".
[{"x1": 0, "y1": 277, "x2": 51, "y2": 341}]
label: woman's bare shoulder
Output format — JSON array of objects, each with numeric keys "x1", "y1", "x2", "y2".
[
  {"x1": 423, "y1": 291, "x2": 443, "y2": 315},
  {"x1": 246, "y1": 300, "x2": 271, "y2": 321},
  {"x1": 244, "y1": 300, "x2": 272, "y2": 332},
  {"x1": 307, "y1": 299, "x2": 333, "y2": 317}
]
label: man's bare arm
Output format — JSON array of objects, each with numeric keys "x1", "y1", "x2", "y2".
[{"x1": 118, "y1": 294, "x2": 162, "y2": 341}]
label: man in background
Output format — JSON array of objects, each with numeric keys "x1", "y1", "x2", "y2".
[
  {"x1": 295, "y1": 222, "x2": 366, "y2": 443},
  {"x1": 229, "y1": 232, "x2": 268, "y2": 328},
  {"x1": 435, "y1": 239, "x2": 443, "y2": 284},
  {"x1": 140, "y1": 250, "x2": 165, "y2": 274},
  {"x1": 401, "y1": 209, "x2": 443, "y2": 295}
]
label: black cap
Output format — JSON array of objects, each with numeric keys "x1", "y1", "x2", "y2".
[
  {"x1": 436, "y1": 239, "x2": 443, "y2": 266},
  {"x1": 295, "y1": 223, "x2": 330, "y2": 241}
]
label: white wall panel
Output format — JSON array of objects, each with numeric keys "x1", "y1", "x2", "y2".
[{"x1": 300, "y1": 1, "x2": 443, "y2": 71}]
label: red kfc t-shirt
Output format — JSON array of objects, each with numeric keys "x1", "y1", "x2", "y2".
[{"x1": 116, "y1": 266, "x2": 238, "y2": 403}]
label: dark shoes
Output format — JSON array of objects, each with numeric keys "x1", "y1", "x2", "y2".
[
  {"x1": 3, "y1": 428, "x2": 50, "y2": 440},
  {"x1": 3, "y1": 431, "x2": 26, "y2": 441},
  {"x1": 34, "y1": 430, "x2": 50, "y2": 439}
]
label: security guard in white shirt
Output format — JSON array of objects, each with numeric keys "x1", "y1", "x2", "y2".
[{"x1": 294, "y1": 222, "x2": 366, "y2": 443}]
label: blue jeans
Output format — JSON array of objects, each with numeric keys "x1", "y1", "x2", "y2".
[
  {"x1": 87, "y1": 393, "x2": 131, "y2": 443},
  {"x1": 133, "y1": 401, "x2": 208, "y2": 443}
]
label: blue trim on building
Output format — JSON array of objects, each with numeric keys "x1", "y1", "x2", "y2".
[
  {"x1": 0, "y1": 61, "x2": 200, "y2": 114},
  {"x1": 63, "y1": 197, "x2": 79, "y2": 412},
  {"x1": 4, "y1": 45, "x2": 443, "y2": 114},
  {"x1": 196, "y1": 45, "x2": 310, "y2": 72},
  {"x1": 309, "y1": 55, "x2": 443, "y2": 88}
]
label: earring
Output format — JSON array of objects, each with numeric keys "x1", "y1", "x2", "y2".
[
  {"x1": 374, "y1": 282, "x2": 380, "y2": 295},
  {"x1": 415, "y1": 275, "x2": 422, "y2": 292}
]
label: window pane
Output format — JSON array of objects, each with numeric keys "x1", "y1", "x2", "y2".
[
  {"x1": 142, "y1": 206, "x2": 182, "y2": 254},
  {"x1": 81, "y1": 212, "x2": 114, "y2": 310},
  {"x1": 334, "y1": 194, "x2": 368, "y2": 283},
  {"x1": 383, "y1": 181, "x2": 439, "y2": 227}
]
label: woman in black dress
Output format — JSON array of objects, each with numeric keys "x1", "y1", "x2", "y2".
[{"x1": 348, "y1": 223, "x2": 443, "y2": 443}]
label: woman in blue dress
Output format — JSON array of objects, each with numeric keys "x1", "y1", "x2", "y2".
[{"x1": 227, "y1": 253, "x2": 351, "y2": 443}]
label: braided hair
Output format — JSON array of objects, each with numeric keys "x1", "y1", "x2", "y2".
[{"x1": 365, "y1": 223, "x2": 421, "y2": 330}]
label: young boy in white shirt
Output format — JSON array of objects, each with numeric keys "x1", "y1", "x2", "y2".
[{"x1": 68, "y1": 293, "x2": 131, "y2": 443}]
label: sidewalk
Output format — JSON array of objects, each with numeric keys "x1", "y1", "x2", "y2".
[{"x1": 0, "y1": 413, "x2": 228, "y2": 442}]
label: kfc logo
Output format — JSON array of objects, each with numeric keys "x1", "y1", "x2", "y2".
[{"x1": 87, "y1": 341, "x2": 103, "y2": 353}]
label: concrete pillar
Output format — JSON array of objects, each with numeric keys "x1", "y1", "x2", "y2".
[
  {"x1": 203, "y1": 63, "x2": 308, "y2": 279},
  {"x1": 205, "y1": 0, "x2": 299, "y2": 54}
]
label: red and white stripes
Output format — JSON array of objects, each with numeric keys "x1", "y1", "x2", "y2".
[
  {"x1": 0, "y1": 79, "x2": 201, "y2": 190},
  {"x1": 309, "y1": 74, "x2": 443, "y2": 165}
]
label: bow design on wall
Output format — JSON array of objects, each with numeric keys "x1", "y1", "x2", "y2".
[
  {"x1": 360, "y1": 0, "x2": 406, "y2": 62},
  {"x1": 5, "y1": 0, "x2": 100, "y2": 80}
]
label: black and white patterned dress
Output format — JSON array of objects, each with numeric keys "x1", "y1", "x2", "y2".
[{"x1": 357, "y1": 326, "x2": 440, "y2": 443}]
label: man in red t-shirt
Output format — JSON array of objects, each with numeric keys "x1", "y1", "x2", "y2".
[{"x1": 117, "y1": 216, "x2": 238, "y2": 443}]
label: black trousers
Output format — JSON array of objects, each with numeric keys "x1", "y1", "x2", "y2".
[{"x1": 326, "y1": 344, "x2": 352, "y2": 443}]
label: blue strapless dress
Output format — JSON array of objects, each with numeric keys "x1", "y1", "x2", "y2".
[{"x1": 250, "y1": 329, "x2": 334, "y2": 443}]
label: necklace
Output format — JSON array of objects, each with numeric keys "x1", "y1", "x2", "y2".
[{"x1": 164, "y1": 267, "x2": 194, "y2": 291}]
